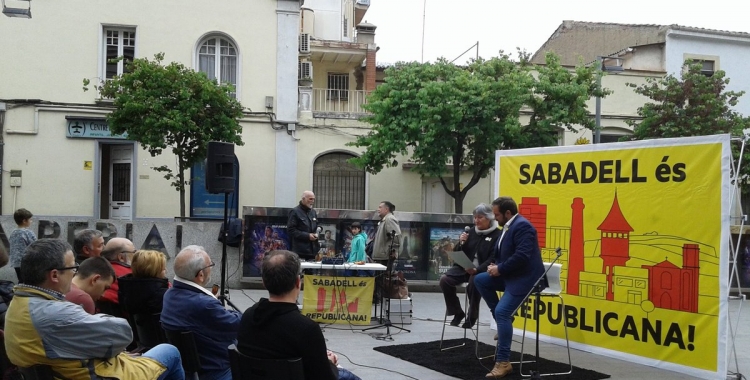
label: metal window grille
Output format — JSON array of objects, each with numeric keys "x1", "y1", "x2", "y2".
[
  {"x1": 313, "y1": 153, "x2": 365, "y2": 210},
  {"x1": 112, "y1": 163, "x2": 131, "y2": 202},
  {"x1": 343, "y1": 18, "x2": 348, "y2": 37},
  {"x1": 327, "y1": 73, "x2": 349, "y2": 101}
]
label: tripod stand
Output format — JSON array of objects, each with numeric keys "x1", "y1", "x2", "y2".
[
  {"x1": 515, "y1": 247, "x2": 565, "y2": 380},
  {"x1": 217, "y1": 192, "x2": 240, "y2": 312},
  {"x1": 363, "y1": 235, "x2": 410, "y2": 337}
]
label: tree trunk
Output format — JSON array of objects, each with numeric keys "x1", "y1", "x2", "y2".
[{"x1": 178, "y1": 166, "x2": 186, "y2": 217}]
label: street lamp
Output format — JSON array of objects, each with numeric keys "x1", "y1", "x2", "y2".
[
  {"x1": 594, "y1": 56, "x2": 624, "y2": 144},
  {"x1": 2, "y1": 0, "x2": 31, "y2": 18}
]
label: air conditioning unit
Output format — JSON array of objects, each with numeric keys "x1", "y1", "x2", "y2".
[
  {"x1": 298, "y1": 61, "x2": 312, "y2": 80},
  {"x1": 299, "y1": 33, "x2": 311, "y2": 54}
]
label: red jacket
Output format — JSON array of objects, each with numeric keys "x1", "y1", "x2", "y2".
[{"x1": 100, "y1": 261, "x2": 132, "y2": 304}]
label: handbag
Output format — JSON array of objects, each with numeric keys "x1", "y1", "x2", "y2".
[{"x1": 388, "y1": 271, "x2": 409, "y2": 299}]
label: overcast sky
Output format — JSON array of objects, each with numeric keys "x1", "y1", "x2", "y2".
[{"x1": 364, "y1": 0, "x2": 749, "y2": 65}]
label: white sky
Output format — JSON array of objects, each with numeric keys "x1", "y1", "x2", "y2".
[{"x1": 364, "y1": 0, "x2": 750, "y2": 65}]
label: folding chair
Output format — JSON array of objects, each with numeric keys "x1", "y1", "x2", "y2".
[
  {"x1": 519, "y1": 262, "x2": 572, "y2": 377},
  {"x1": 227, "y1": 344, "x2": 304, "y2": 380},
  {"x1": 164, "y1": 329, "x2": 202, "y2": 380}
]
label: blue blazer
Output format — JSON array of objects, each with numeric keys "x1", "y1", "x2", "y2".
[
  {"x1": 494, "y1": 214, "x2": 545, "y2": 296},
  {"x1": 161, "y1": 281, "x2": 243, "y2": 373}
]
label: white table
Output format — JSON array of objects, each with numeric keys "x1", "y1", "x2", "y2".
[{"x1": 300, "y1": 262, "x2": 387, "y2": 271}]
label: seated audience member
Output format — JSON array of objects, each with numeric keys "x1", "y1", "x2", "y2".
[
  {"x1": 161, "y1": 245, "x2": 242, "y2": 380},
  {"x1": 4, "y1": 239, "x2": 185, "y2": 380},
  {"x1": 237, "y1": 250, "x2": 362, "y2": 380},
  {"x1": 73, "y1": 229, "x2": 104, "y2": 264},
  {"x1": 65, "y1": 257, "x2": 116, "y2": 314},
  {"x1": 119, "y1": 250, "x2": 171, "y2": 316},
  {"x1": 439, "y1": 203, "x2": 501, "y2": 328},
  {"x1": 98, "y1": 237, "x2": 136, "y2": 316},
  {"x1": 0, "y1": 245, "x2": 12, "y2": 327}
]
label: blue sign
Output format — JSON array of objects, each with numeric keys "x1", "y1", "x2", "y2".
[
  {"x1": 65, "y1": 118, "x2": 128, "y2": 139},
  {"x1": 190, "y1": 159, "x2": 239, "y2": 219}
]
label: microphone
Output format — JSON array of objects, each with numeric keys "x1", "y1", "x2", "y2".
[
  {"x1": 457, "y1": 226, "x2": 470, "y2": 248},
  {"x1": 392, "y1": 230, "x2": 398, "y2": 236},
  {"x1": 316, "y1": 227, "x2": 323, "y2": 234}
]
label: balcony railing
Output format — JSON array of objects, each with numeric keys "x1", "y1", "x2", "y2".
[{"x1": 311, "y1": 88, "x2": 368, "y2": 114}]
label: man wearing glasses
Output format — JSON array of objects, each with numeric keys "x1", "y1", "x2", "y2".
[
  {"x1": 162, "y1": 245, "x2": 242, "y2": 380},
  {"x1": 4, "y1": 239, "x2": 185, "y2": 380},
  {"x1": 98, "y1": 237, "x2": 137, "y2": 316}
]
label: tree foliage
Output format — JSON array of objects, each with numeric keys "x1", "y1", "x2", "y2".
[
  {"x1": 349, "y1": 52, "x2": 606, "y2": 213},
  {"x1": 627, "y1": 60, "x2": 748, "y2": 138},
  {"x1": 627, "y1": 60, "x2": 750, "y2": 192},
  {"x1": 87, "y1": 53, "x2": 244, "y2": 216}
]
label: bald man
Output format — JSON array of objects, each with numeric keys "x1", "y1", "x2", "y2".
[
  {"x1": 162, "y1": 245, "x2": 242, "y2": 380},
  {"x1": 287, "y1": 190, "x2": 320, "y2": 261},
  {"x1": 98, "y1": 237, "x2": 136, "y2": 315}
]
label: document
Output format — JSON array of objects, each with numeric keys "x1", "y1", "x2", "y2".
[{"x1": 448, "y1": 251, "x2": 476, "y2": 270}]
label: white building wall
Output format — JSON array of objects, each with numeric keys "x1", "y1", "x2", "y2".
[
  {"x1": 0, "y1": 0, "x2": 290, "y2": 217},
  {"x1": 304, "y1": 0, "x2": 343, "y2": 41},
  {"x1": 665, "y1": 29, "x2": 750, "y2": 116}
]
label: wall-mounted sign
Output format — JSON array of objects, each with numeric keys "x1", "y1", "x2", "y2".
[{"x1": 65, "y1": 116, "x2": 128, "y2": 139}]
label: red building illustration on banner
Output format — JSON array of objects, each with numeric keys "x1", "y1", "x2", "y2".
[{"x1": 518, "y1": 193, "x2": 701, "y2": 313}]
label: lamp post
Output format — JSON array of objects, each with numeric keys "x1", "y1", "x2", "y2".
[{"x1": 594, "y1": 56, "x2": 624, "y2": 144}]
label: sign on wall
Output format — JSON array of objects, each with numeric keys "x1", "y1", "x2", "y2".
[
  {"x1": 65, "y1": 117, "x2": 127, "y2": 139},
  {"x1": 495, "y1": 135, "x2": 730, "y2": 379}
]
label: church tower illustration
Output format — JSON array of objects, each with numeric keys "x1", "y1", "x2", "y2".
[{"x1": 597, "y1": 192, "x2": 633, "y2": 301}]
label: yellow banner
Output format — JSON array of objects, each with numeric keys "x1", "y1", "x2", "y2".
[
  {"x1": 301, "y1": 275, "x2": 375, "y2": 325},
  {"x1": 495, "y1": 135, "x2": 730, "y2": 379}
]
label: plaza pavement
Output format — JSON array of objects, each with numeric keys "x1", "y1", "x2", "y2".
[{"x1": 226, "y1": 288, "x2": 750, "y2": 380}]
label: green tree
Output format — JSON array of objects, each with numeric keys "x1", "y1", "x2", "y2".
[
  {"x1": 349, "y1": 52, "x2": 605, "y2": 213},
  {"x1": 627, "y1": 60, "x2": 750, "y2": 191},
  {"x1": 86, "y1": 53, "x2": 244, "y2": 217}
]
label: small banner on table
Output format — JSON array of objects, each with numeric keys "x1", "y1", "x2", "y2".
[{"x1": 302, "y1": 275, "x2": 375, "y2": 325}]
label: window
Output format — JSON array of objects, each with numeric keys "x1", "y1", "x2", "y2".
[
  {"x1": 698, "y1": 60, "x2": 715, "y2": 77},
  {"x1": 327, "y1": 73, "x2": 349, "y2": 101},
  {"x1": 198, "y1": 36, "x2": 238, "y2": 98},
  {"x1": 343, "y1": 18, "x2": 348, "y2": 38},
  {"x1": 104, "y1": 28, "x2": 136, "y2": 79},
  {"x1": 313, "y1": 153, "x2": 365, "y2": 210}
]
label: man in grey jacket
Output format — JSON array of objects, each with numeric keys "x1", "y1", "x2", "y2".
[{"x1": 372, "y1": 201, "x2": 401, "y2": 263}]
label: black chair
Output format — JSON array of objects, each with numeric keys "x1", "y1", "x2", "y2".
[
  {"x1": 133, "y1": 313, "x2": 167, "y2": 350},
  {"x1": 227, "y1": 344, "x2": 304, "y2": 380},
  {"x1": 164, "y1": 329, "x2": 201, "y2": 380},
  {"x1": 17, "y1": 365, "x2": 55, "y2": 380}
]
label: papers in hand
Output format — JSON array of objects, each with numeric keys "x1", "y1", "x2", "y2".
[{"x1": 448, "y1": 251, "x2": 476, "y2": 270}]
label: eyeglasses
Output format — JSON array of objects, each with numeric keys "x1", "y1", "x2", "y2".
[
  {"x1": 121, "y1": 250, "x2": 137, "y2": 255},
  {"x1": 195, "y1": 262, "x2": 216, "y2": 278},
  {"x1": 55, "y1": 264, "x2": 80, "y2": 274}
]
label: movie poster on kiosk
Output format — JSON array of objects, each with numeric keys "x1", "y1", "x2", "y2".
[
  {"x1": 317, "y1": 223, "x2": 338, "y2": 259},
  {"x1": 244, "y1": 222, "x2": 290, "y2": 276},
  {"x1": 394, "y1": 225, "x2": 425, "y2": 280},
  {"x1": 428, "y1": 227, "x2": 465, "y2": 280},
  {"x1": 495, "y1": 135, "x2": 731, "y2": 379}
]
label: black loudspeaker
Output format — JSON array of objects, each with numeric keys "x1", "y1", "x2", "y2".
[{"x1": 206, "y1": 141, "x2": 236, "y2": 194}]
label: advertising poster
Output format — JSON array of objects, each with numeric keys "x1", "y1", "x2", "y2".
[
  {"x1": 394, "y1": 225, "x2": 426, "y2": 280},
  {"x1": 428, "y1": 227, "x2": 466, "y2": 280},
  {"x1": 495, "y1": 135, "x2": 730, "y2": 379},
  {"x1": 317, "y1": 223, "x2": 339, "y2": 259},
  {"x1": 301, "y1": 275, "x2": 375, "y2": 325},
  {"x1": 243, "y1": 222, "x2": 290, "y2": 277}
]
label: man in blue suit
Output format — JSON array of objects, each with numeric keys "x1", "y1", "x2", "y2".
[{"x1": 474, "y1": 197, "x2": 545, "y2": 378}]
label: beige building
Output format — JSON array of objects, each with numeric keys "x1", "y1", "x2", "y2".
[{"x1": 533, "y1": 21, "x2": 750, "y2": 144}]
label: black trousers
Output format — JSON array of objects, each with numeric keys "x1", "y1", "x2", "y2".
[{"x1": 439, "y1": 272, "x2": 480, "y2": 321}]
